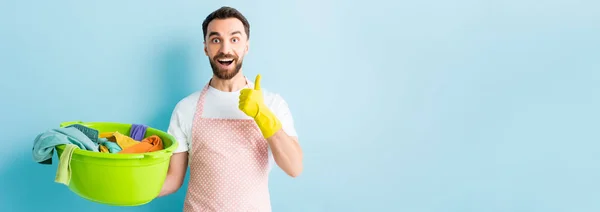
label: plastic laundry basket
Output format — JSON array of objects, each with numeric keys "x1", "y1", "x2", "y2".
[{"x1": 55, "y1": 121, "x2": 178, "y2": 206}]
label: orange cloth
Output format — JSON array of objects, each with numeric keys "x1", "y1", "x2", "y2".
[{"x1": 119, "y1": 135, "x2": 163, "y2": 154}]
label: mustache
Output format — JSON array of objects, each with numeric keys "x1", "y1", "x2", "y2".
[{"x1": 213, "y1": 53, "x2": 238, "y2": 60}]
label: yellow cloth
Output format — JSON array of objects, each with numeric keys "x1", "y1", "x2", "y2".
[
  {"x1": 238, "y1": 74, "x2": 282, "y2": 138},
  {"x1": 102, "y1": 131, "x2": 139, "y2": 150},
  {"x1": 99, "y1": 132, "x2": 114, "y2": 138},
  {"x1": 55, "y1": 144, "x2": 78, "y2": 186},
  {"x1": 99, "y1": 145, "x2": 109, "y2": 153}
]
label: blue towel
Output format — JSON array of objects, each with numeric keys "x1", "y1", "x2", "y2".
[
  {"x1": 66, "y1": 124, "x2": 99, "y2": 143},
  {"x1": 32, "y1": 127, "x2": 99, "y2": 164},
  {"x1": 130, "y1": 124, "x2": 147, "y2": 141},
  {"x1": 98, "y1": 138, "x2": 122, "y2": 153}
]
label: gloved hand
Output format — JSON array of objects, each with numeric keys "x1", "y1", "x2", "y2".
[{"x1": 239, "y1": 74, "x2": 282, "y2": 138}]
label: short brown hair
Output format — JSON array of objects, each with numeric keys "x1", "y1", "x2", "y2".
[{"x1": 202, "y1": 6, "x2": 250, "y2": 41}]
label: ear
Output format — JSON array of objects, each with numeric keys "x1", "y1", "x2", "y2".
[
  {"x1": 203, "y1": 41, "x2": 208, "y2": 56},
  {"x1": 245, "y1": 40, "x2": 249, "y2": 54}
]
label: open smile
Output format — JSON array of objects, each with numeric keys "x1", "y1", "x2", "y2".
[{"x1": 217, "y1": 58, "x2": 234, "y2": 66}]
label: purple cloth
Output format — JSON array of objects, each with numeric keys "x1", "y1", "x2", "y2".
[{"x1": 130, "y1": 124, "x2": 148, "y2": 141}]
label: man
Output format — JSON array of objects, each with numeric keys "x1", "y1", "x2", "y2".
[{"x1": 158, "y1": 6, "x2": 303, "y2": 212}]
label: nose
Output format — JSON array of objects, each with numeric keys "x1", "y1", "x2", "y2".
[{"x1": 218, "y1": 41, "x2": 232, "y2": 55}]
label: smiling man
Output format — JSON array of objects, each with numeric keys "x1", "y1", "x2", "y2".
[{"x1": 158, "y1": 6, "x2": 303, "y2": 212}]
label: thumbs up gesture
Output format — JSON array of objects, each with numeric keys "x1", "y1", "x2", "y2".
[
  {"x1": 239, "y1": 74, "x2": 264, "y2": 118},
  {"x1": 239, "y1": 74, "x2": 282, "y2": 138}
]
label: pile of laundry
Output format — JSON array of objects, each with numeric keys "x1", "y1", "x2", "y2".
[{"x1": 32, "y1": 123, "x2": 164, "y2": 165}]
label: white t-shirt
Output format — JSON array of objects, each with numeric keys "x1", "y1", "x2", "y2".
[{"x1": 167, "y1": 79, "x2": 298, "y2": 170}]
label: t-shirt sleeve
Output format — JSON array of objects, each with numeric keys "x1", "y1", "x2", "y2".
[
  {"x1": 272, "y1": 94, "x2": 298, "y2": 138},
  {"x1": 167, "y1": 102, "x2": 190, "y2": 153}
]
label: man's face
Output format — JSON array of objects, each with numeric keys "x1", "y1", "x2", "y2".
[{"x1": 204, "y1": 18, "x2": 249, "y2": 80}]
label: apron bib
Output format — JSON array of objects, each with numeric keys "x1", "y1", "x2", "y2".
[{"x1": 183, "y1": 80, "x2": 271, "y2": 212}]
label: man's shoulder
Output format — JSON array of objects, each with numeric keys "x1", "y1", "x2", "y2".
[
  {"x1": 173, "y1": 90, "x2": 202, "y2": 111},
  {"x1": 246, "y1": 80, "x2": 285, "y2": 102},
  {"x1": 255, "y1": 86, "x2": 285, "y2": 104},
  {"x1": 257, "y1": 87, "x2": 292, "y2": 113},
  {"x1": 261, "y1": 87, "x2": 281, "y2": 98}
]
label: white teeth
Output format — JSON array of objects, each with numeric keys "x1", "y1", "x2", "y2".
[{"x1": 218, "y1": 59, "x2": 233, "y2": 62}]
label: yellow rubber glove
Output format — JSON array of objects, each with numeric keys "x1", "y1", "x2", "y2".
[{"x1": 239, "y1": 74, "x2": 282, "y2": 138}]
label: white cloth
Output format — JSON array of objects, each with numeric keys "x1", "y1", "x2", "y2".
[{"x1": 167, "y1": 79, "x2": 298, "y2": 170}]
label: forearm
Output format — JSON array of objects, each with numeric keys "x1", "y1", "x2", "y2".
[
  {"x1": 158, "y1": 174, "x2": 182, "y2": 197},
  {"x1": 237, "y1": 75, "x2": 303, "y2": 177},
  {"x1": 158, "y1": 152, "x2": 188, "y2": 197},
  {"x1": 267, "y1": 129, "x2": 303, "y2": 177}
]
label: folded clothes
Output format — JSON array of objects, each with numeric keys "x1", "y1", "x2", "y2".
[
  {"x1": 32, "y1": 127, "x2": 99, "y2": 164},
  {"x1": 119, "y1": 135, "x2": 163, "y2": 154},
  {"x1": 130, "y1": 124, "x2": 148, "y2": 141}
]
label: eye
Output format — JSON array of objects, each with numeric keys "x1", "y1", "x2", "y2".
[
  {"x1": 211, "y1": 38, "x2": 220, "y2": 43},
  {"x1": 232, "y1": 38, "x2": 239, "y2": 43}
]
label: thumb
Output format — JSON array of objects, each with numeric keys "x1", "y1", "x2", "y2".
[{"x1": 254, "y1": 74, "x2": 261, "y2": 90}]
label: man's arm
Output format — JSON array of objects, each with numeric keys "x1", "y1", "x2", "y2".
[
  {"x1": 160, "y1": 99, "x2": 191, "y2": 197},
  {"x1": 267, "y1": 130, "x2": 303, "y2": 177},
  {"x1": 158, "y1": 152, "x2": 188, "y2": 197},
  {"x1": 239, "y1": 74, "x2": 304, "y2": 177}
]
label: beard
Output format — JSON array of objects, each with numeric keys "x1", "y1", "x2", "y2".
[{"x1": 209, "y1": 52, "x2": 243, "y2": 80}]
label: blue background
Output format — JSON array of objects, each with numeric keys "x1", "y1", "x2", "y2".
[{"x1": 1, "y1": 0, "x2": 599, "y2": 211}]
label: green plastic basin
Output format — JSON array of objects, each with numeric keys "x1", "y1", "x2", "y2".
[{"x1": 55, "y1": 121, "x2": 178, "y2": 206}]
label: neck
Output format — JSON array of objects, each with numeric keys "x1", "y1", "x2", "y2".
[{"x1": 209, "y1": 72, "x2": 247, "y2": 92}]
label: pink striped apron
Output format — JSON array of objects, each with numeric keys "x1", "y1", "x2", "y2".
[{"x1": 183, "y1": 80, "x2": 271, "y2": 212}]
